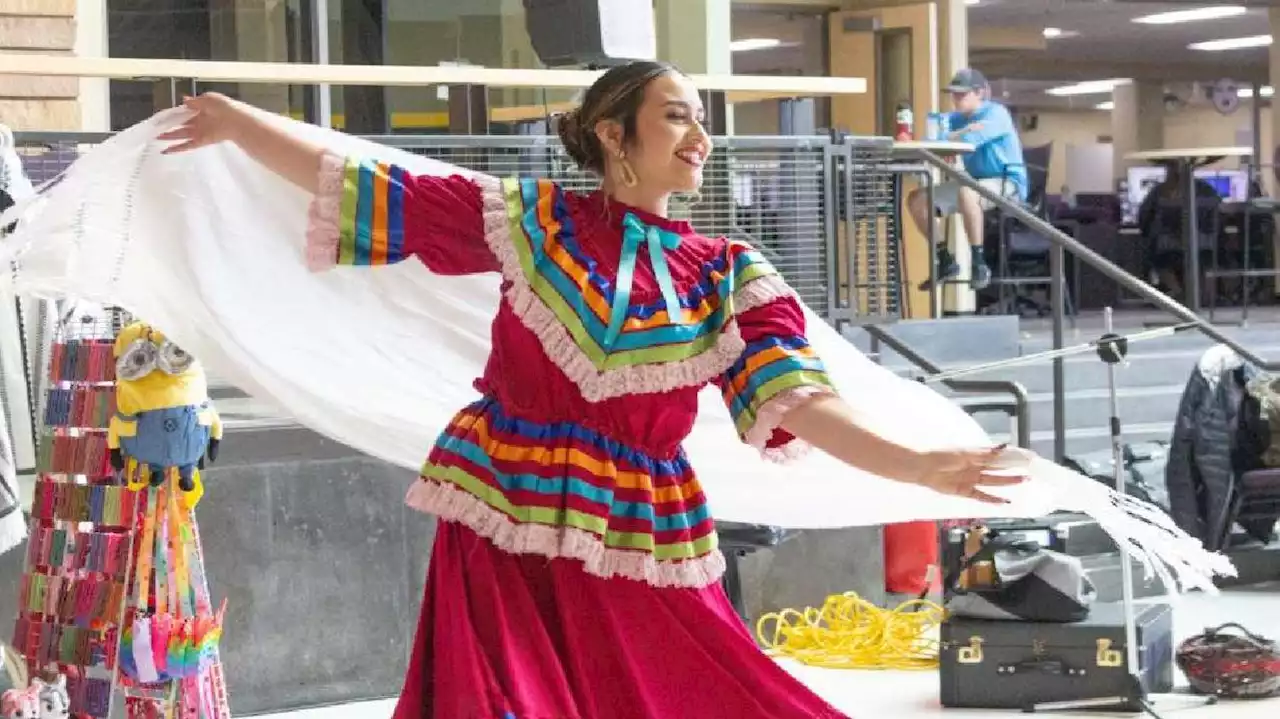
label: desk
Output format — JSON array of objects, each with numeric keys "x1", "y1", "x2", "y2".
[
  {"x1": 890, "y1": 141, "x2": 975, "y2": 318},
  {"x1": 1125, "y1": 146, "x2": 1252, "y2": 313}
]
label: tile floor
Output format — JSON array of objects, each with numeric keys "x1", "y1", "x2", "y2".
[{"x1": 251, "y1": 583, "x2": 1280, "y2": 719}]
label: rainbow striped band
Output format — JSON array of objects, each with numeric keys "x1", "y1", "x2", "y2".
[
  {"x1": 338, "y1": 157, "x2": 409, "y2": 266},
  {"x1": 406, "y1": 398, "x2": 726, "y2": 587}
]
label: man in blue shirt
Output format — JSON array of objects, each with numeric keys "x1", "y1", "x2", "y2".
[{"x1": 908, "y1": 68, "x2": 1027, "y2": 290}]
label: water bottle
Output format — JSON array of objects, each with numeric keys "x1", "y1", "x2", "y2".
[
  {"x1": 894, "y1": 103, "x2": 914, "y2": 142},
  {"x1": 926, "y1": 112, "x2": 945, "y2": 142}
]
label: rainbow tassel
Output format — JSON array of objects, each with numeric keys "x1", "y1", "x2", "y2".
[
  {"x1": 119, "y1": 621, "x2": 137, "y2": 678},
  {"x1": 150, "y1": 613, "x2": 172, "y2": 678},
  {"x1": 133, "y1": 617, "x2": 158, "y2": 683}
]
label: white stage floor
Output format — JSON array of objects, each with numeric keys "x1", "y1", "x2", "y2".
[{"x1": 253, "y1": 583, "x2": 1280, "y2": 719}]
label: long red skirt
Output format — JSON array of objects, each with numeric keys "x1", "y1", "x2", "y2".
[{"x1": 393, "y1": 520, "x2": 848, "y2": 719}]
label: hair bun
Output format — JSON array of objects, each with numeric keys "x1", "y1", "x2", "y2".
[{"x1": 556, "y1": 108, "x2": 602, "y2": 174}]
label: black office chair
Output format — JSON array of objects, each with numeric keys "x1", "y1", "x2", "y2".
[
  {"x1": 981, "y1": 144, "x2": 1077, "y2": 318},
  {"x1": 1148, "y1": 196, "x2": 1222, "y2": 305},
  {"x1": 1216, "y1": 469, "x2": 1280, "y2": 550}
]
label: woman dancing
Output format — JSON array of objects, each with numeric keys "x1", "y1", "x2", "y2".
[{"x1": 159, "y1": 61, "x2": 1021, "y2": 718}]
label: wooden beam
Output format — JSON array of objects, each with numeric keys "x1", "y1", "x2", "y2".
[
  {"x1": 0, "y1": 0, "x2": 76, "y2": 18},
  {"x1": 0, "y1": 54, "x2": 867, "y2": 95}
]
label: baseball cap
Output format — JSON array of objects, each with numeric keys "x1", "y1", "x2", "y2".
[{"x1": 945, "y1": 68, "x2": 989, "y2": 93}]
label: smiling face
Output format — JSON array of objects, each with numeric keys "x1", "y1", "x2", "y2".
[{"x1": 596, "y1": 72, "x2": 712, "y2": 195}]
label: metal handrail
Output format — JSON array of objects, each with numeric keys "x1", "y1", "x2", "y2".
[
  {"x1": 917, "y1": 149, "x2": 1280, "y2": 462},
  {"x1": 862, "y1": 324, "x2": 1031, "y2": 449},
  {"x1": 918, "y1": 150, "x2": 1277, "y2": 368}
]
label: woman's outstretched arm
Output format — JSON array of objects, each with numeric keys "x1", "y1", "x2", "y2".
[
  {"x1": 159, "y1": 93, "x2": 326, "y2": 194},
  {"x1": 781, "y1": 394, "x2": 1021, "y2": 505},
  {"x1": 158, "y1": 92, "x2": 498, "y2": 276}
]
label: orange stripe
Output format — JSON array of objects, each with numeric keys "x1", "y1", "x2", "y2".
[
  {"x1": 445, "y1": 412, "x2": 703, "y2": 504},
  {"x1": 527, "y1": 184, "x2": 721, "y2": 328},
  {"x1": 723, "y1": 344, "x2": 818, "y2": 399},
  {"x1": 370, "y1": 162, "x2": 389, "y2": 264}
]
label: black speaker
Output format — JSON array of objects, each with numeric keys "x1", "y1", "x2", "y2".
[{"x1": 523, "y1": 0, "x2": 657, "y2": 68}]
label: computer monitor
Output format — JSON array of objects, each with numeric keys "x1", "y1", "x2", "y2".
[
  {"x1": 1194, "y1": 169, "x2": 1249, "y2": 202},
  {"x1": 1122, "y1": 166, "x2": 1167, "y2": 224},
  {"x1": 1121, "y1": 166, "x2": 1249, "y2": 223}
]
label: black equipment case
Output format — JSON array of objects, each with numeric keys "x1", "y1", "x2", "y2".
[{"x1": 940, "y1": 602, "x2": 1175, "y2": 711}]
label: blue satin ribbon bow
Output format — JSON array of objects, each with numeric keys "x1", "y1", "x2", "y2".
[{"x1": 603, "y1": 212, "x2": 685, "y2": 350}]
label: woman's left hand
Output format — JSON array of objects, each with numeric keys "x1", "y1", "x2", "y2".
[{"x1": 909, "y1": 446, "x2": 1026, "y2": 504}]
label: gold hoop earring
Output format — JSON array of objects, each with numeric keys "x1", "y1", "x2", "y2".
[{"x1": 616, "y1": 153, "x2": 639, "y2": 188}]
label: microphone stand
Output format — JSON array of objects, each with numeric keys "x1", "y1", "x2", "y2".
[{"x1": 1030, "y1": 307, "x2": 1217, "y2": 717}]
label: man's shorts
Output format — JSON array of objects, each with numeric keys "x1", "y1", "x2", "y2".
[{"x1": 932, "y1": 177, "x2": 1020, "y2": 215}]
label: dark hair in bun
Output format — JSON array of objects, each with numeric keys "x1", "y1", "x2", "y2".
[{"x1": 556, "y1": 60, "x2": 681, "y2": 176}]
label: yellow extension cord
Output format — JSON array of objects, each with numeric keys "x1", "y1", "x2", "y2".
[{"x1": 755, "y1": 592, "x2": 946, "y2": 670}]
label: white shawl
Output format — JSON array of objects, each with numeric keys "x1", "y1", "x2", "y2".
[{"x1": 0, "y1": 108, "x2": 1234, "y2": 589}]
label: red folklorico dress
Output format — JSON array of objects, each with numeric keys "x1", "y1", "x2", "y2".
[{"x1": 307, "y1": 151, "x2": 848, "y2": 719}]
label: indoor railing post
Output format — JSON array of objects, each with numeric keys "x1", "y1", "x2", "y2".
[{"x1": 1050, "y1": 242, "x2": 1067, "y2": 464}]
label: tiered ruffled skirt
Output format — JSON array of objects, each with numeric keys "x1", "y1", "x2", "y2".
[{"x1": 394, "y1": 398, "x2": 846, "y2": 718}]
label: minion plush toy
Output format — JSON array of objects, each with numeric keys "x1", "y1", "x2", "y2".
[{"x1": 107, "y1": 322, "x2": 221, "y2": 500}]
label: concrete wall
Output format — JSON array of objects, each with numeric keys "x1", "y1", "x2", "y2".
[{"x1": 0, "y1": 0, "x2": 80, "y2": 129}]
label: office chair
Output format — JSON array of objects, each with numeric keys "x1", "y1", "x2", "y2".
[{"x1": 982, "y1": 144, "x2": 1077, "y2": 318}]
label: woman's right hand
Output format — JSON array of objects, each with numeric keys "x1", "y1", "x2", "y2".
[
  {"x1": 156, "y1": 93, "x2": 327, "y2": 193},
  {"x1": 159, "y1": 93, "x2": 253, "y2": 155}
]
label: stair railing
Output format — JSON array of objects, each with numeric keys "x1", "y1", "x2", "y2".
[
  {"x1": 917, "y1": 150, "x2": 1280, "y2": 463},
  {"x1": 861, "y1": 324, "x2": 1031, "y2": 449}
]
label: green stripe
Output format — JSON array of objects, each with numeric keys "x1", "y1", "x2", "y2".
[
  {"x1": 425, "y1": 463, "x2": 608, "y2": 535},
  {"x1": 734, "y1": 259, "x2": 775, "y2": 290},
  {"x1": 337, "y1": 159, "x2": 360, "y2": 265},
  {"x1": 733, "y1": 371, "x2": 836, "y2": 436},
  {"x1": 503, "y1": 178, "x2": 539, "y2": 279},
  {"x1": 421, "y1": 466, "x2": 719, "y2": 560},
  {"x1": 501, "y1": 179, "x2": 731, "y2": 370}
]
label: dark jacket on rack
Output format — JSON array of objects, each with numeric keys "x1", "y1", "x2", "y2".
[{"x1": 1165, "y1": 346, "x2": 1266, "y2": 551}]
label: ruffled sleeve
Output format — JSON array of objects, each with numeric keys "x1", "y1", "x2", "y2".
[
  {"x1": 305, "y1": 151, "x2": 501, "y2": 275},
  {"x1": 717, "y1": 244, "x2": 838, "y2": 461}
]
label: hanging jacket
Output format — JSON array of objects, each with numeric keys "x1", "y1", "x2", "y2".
[{"x1": 1165, "y1": 346, "x2": 1264, "y2": 551}]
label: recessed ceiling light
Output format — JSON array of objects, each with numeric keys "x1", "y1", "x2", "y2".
[
  {"x1": 1046, "y1": 79, "x2": 1129, "y2": 96},
  {"x1": 1190, "y1": 34, "x2": 1272, "y2": 51},
  {"x1": 965, "y1": 0, "x2": 981, "y2": 6},
  {"x1": 1043, "y1": 27, "x2": 1063, "y2": 38},
  {"x1": 1133, "y1": 6, "x2": 1247, "y2": 25},
  {"x1": 1238, "y1": 86, "x2": 1275, "y2": 98},
  {"x1": 1096, "y1": 101, "x2": 1114, "y2": 111}
]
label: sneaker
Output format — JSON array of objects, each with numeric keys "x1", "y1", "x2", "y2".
[
  {"x1": 918, "y1": 262, "x2": 961, "y2": 291},
  {"x1": 971, "y1": 262, "x2": 992, "y2": 291}
]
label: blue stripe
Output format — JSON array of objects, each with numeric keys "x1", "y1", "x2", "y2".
[
  {"x1": 550, "y1": 189, "x2": 738, "y2": 311},
  {"x1": 733, "y1": 248, "x2": 770, "y2": 278},
  {"x1": 435, "y1": 436, "x2": 712, "y2": 531},
  {"x1": 610, "y1": 498, "x2": 711, "y2": 531},
  {"x1": 724, "y1": 336, "x2": 812, "y2": 377},
  {"x1": 438, "y1": 436, "x2": 615, "y2": 505},
  {"x1": 387, "y1": 164, "x2": 405, "y2": 263},
  {"x1": 532, "y1": 251, "x2": 729, "y2": 351},
  {"x1": 725, "y1": 352, "x2": 828, "y2": 418},
  {"x1": 354, "y1": 163, "x2": 374, "y2": 266},
  {"x1": 514, "y1": 184, "x2": 732, "y2": 351},
  {"x1": 472, "y1": 399, "x2": 688, "y2": 477},
  {"x1": 519, "y1": 182, "x2": 744, "y2": 319}
]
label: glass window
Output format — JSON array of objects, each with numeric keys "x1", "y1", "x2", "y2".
[
  {"x1": 107, "y1": 0, "x2": 318, "y2": 130},
  {"x1": 105, "y1": 1, "x2": 764, "y2": 135},
  {"x1": 730, "y1": 8, "x2": 829, "y2": 135}
]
